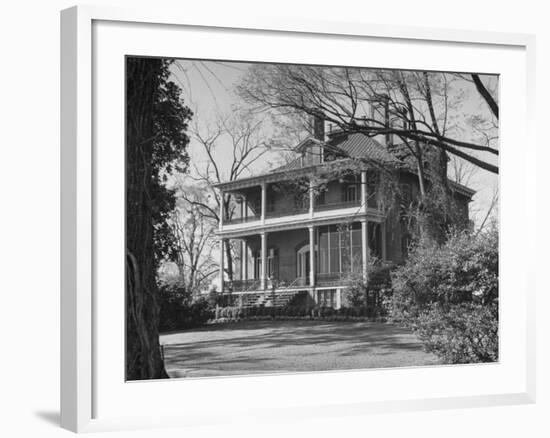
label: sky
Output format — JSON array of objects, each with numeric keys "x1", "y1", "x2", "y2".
[{"x1": 169, "y1": 59, "x2": 499, "y2": 228}]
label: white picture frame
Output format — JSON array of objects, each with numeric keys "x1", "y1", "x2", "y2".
[{"x1": 60, "y1": 5, "x2": 536, "y2": 433}]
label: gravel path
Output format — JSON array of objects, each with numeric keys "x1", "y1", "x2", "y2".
[{"x1": 160, "y1": 320, "x2": 439, "y2": 378}]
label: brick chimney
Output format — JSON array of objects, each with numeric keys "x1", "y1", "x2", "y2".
[{"x1": 312, "y1": 113, "x2": 325, "y2": 141}]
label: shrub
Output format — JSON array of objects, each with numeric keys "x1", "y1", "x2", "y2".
[
  {"x1": 391, "y1": 226, "x2": 499, "y2": 363},
  {"x1": 341, "y1": 260, "x2": 394, "y2": 316},
  {"x1": 415, "y1": 303, "x2": 498, "y2": 363},
  {"x1": 392, "y1": 226, "x2": 498, "y2": 319},
  {"x1": 157, "y1": 283, "x2": 213, "y2": 332}
]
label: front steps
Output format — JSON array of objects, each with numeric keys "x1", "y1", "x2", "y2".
[{"x1": 234, "y1": 290, "x2": 308, "y2": 308}]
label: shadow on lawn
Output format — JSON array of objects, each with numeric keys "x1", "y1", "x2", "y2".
[{"x1": 162, "y1": 321, "x2": 430, "y2": 370}]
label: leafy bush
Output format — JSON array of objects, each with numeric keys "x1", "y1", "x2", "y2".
[
  {"x1": 157, "y1": 282, "x2": 213, "y2": 332},
  {"x1": 392, "y1": 226, "x2": 498, "y2": 319},
  {"x1": 342, "y1": 261, "x2": 394, "y2": 317},
  {"x1": 415, "y1": 303, "x2": 498, "y2": 363},
  {"x1": 391, "y1": 226, "x2": 499, "y2": 363},
  {"x1": 210, "y1": 304, "x2": 386, "y2": 322}
]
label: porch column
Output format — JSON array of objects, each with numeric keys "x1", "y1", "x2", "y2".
[
  {"x1": 242, "y1": 239, "x2": 248, "y2": 280},
  {"x1": 219, "y1": 238, "x2": 225, "y2": 293},
  {"x1": 239, "y1": 239, "x2": 244, "y2": 280},
  {"x1": 260, "y1": 232, "x2": 267, "y2": 291},
  {"x1": 309, "y1": 225, "x2": 315, "y2": 288},
  {"x1": 361, "y1": 219, "x2": 368, "y2": 282},
  {"x1": 219, "y1": 189, "x2": 224, "y2": 231},
  {"x1": 360, "y1": 170, "x2": 367, "y2": 211},
  {"x1": 261, "y1": 182, "x2": 266, "y2": 225},
  {"x1": 309, "y1": 179, "x2": 314, "y2": 218}
]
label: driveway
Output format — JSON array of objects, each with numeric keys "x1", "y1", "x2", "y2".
[{"x1": 160, "y1": 320, "x2": 440, "y2": 378}]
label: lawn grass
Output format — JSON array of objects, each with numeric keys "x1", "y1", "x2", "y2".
[{"x1": 160, "y1": 320, "x2": 439, "y2": 378}]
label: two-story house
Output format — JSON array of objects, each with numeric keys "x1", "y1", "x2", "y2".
[{"x1": 213, "y1": 120, "x2": 475, "y2": 309}]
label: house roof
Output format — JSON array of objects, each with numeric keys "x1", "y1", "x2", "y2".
[
  {"x1": 213, "y1": 131, "x2": 476, "y2": 198},
  {"x1": 272, "y1": 132, "x2": 400, "y2": 173}
]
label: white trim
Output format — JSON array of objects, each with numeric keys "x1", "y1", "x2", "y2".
[
  {"x1": 61, "y1": 6, "x2": 93, "y2": 432},
  {"x1": 220, "y1": 206, "x2": 382, "y2": 236}
]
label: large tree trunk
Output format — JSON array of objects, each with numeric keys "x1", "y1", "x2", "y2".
[{"x1": 126, "y1": 58, "x2": 168, "y2": 380}]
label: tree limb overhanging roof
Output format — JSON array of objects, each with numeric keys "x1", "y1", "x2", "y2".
[{"x1": 212, "y1": 131, "x2": 476, "y2": 198}]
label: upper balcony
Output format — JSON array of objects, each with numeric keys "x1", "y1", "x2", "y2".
[{"x1": 219, "y1": 171, "x2": 382, "y2": 234}]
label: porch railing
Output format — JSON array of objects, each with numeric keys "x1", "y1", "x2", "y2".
[
  {"x1": 315, "y1": 199, "x2": 361, "y2": 212},
  {"x1": 224, "y1": 274, "x2": 351, "y2": 293},
  {"x1": 316, "y1": 272, "x2": 350, "y2": 287},
  {"x1": 224, "y1": 214, "x2": 261, "y2": 225},
  {"x1": 223, "y1": 279, "x2": 261, "y2": 292},
  {"x1": 265, "y1": 206, "x2": 308, "y2": 218}
]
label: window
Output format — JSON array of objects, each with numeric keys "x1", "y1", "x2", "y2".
[
  {"x1": 345, "y1": 184, "x2": 358, "y2": 203},
  {"x1": 351, "y1": 222, "x2": 363, "y2": 273},
  {"x1": 296, "y1": 244, "x2": 311, "y2": 283},
  {"x1": 367, "y1": 172, "x2": 378, "y2": 208},
  {"x1": 267, "y1": 248, "x2": 279, "y2": 280},
  {"x1": 253, "y1": 251, "x2": 261, "y2": 279},
  {"x1": 318, "y1": 225, "x2": 343, "y2": 274},
  {"x1": 329, "y1": 225, "x2": 340, "y2": 273},
  {"x1": 315, "y1": 190, "x2": 326, "y2": 206},
  {"x1": 368, "y1": 222, "x2": 382, "y2": 259},
  {"x1": 318, "y1": 230, "x2": 329, "y2": 273}
]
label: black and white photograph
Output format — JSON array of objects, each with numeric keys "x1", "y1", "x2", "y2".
[{"x1": 125, "y1": 57, "x2": 499, "y2": 381}]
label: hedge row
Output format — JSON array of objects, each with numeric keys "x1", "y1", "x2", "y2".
[{"x1": 210, "y1": 305, "x2": 387, "y2": 323}]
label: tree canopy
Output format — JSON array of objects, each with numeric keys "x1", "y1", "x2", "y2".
[{"x1": 237, "y1": 65, "x2": 498, "y2": 174}]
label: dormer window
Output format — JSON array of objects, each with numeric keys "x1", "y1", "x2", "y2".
[{"x1": 323, "y1": 144, "x2": 345, "y2": 162}]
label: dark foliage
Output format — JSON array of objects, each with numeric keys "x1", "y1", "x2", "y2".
[
  {"x1": 342, "y1": 262, "x2": 394, "y2": 317},
  {"x1": 126, "y1": 57, "x2": 193, "y2": 380},
  {"x1": 211, "y1": 304, "x2": 385, "y2": 322},
  {"x1": 157, "y1": 283, "x2": 213, "y2": 332},
  {"x1": 415, "y1": 303, "x2": 498, "y2": 364},
  {"x1": 391, "y1": 226, "x2": 499, "y2": 363}
]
